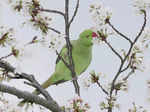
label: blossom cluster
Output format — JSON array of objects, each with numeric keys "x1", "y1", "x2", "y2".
[
  {"x1": 133, "y1": 0, "x2": 150, "y2": 14},
  {"x1": 0, "y1": 27, "x2": 16, "y2": 47},
  {"x1": 128, "y1": 102, "x2": 147, "y2": 112},
  {"x1": 130, "y1": 43, "x2": 145, "y2": 71},
  {"x1": 92, "y1": 26, "x2": 115, "y2": 44},
  {"x1": 64, "y1": 96, "x2": 90, "y2": 112},
  {"x1": 128, "y1": 28, "x2": 150, "y2": 71},
  {"x1": 100, "y1": 101, "x2": 120, "y2": 111},
  {"x1": 39, "y1": 34, "x2": 65, "y2": 52},
  {"x1": 13, "y1": 0, "x2": 52, "y2": 34},
  {"x1": 82, "y1": 71, "x2": 103, "y2": 90},
  {"x1": 48, "y1": 34, "x2": 66, "y2": 51},
  {"x1": 89, "y1": 3, "x2": 112, "y2": 26},
  {"x1": 140, "y1": 28, "x2": 150, "y2": 48},
  {"x1": 89, "y1": 3, "x2": 114, "y2": 44},
  {"x1": 0, "y1": 96, "x2": 21, "y2": 112}
]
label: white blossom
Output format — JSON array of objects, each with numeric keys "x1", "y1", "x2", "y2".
[
  {"x1": 132, "y1": 42, "x2": 144, "y2": 54},
  {"x1": 131, "y1": 42, "x2": 145, "y2": 71},
  {"x1": 142, "y1": 28, "x2": 150, "y2": 40},
  {"x1": 133, "y1": 0, "x2": 150, "y2": 14},
  {"x1": 0, "y1": 27, "x2": 16, "y2": 47},
  {"x1": 39, "y1": 36, "x2": 51, "y2": 48},
  {"x1": 13, "y1": 44, "x2": 33, "y2": 60},
  {"x1": 13, "y1": 44, "x2": 34, "y2": 74},
  {"x1": 47, "y1": 34, "x2": 65, "y2": 51},
  {"x1": 139, "y1": 28, "x2": 150, "y2": 48},
  {"x1": 37, "y1": 33, "x2": 65, "y2": 51},
  {"x1": 82, "y1": 77, "x2": 92, "y2": 90},
  {"x1": 91, "y1": 25, "x2": 115, "y2": 44},
  {"x1": 65, "y1": 96, "x2": 90, "y2": 112},
  {"x1": 89, "y1": 3, "x2": 112, "y2": 26},
  {"x1": 0, "y1": 98, "x2": 21, "y2": 112}
]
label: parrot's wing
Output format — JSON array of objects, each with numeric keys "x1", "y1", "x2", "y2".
[{"x1": 56, "y1": 45, "x2": 67, "y2": 64}]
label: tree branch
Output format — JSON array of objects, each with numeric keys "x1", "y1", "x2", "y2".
[
  {"x1": 48, "y1": 27, "x2": 61, "y2": 34},
  {"x1": 0, "y1": 83, "x2": 62, "y2": 112},
  {"x1": 0, "y1": 60, "x2": 50, "y2": 100},
  {"x1": 121, "y1": 53, "x2": 134, "y2": 73},
  {"x1": 0, "y1": 60, "x2": 62, "y2": 112},
  {"x1": 133, "y1": 10, "x2": 147, "y2": 44},
  {"x1": 64, "y1": 0, "x2": 80, "y2": 95},
  {"x1": 110, "y1": 11, "x2": 147, "y2": 95},
  {"x1": 122, "y1": 69, "x2": 134, "y2": 81},
  {"x1": 96, "y1": 81, "x2": 108, "y2": 95},
  {"x1": 0, "y1": 53, "x2": 13, "y2": 60},
  {"x1": 40, "y1": 8, "x2": 65, "y2": 17},
  {"x1": 108, "y1": 11, "x2": 147, "y2": 112},
  {"x1": 56, "y1": 50, "x2": 70, "y2": 69},
  {"x1": 69, "y1": 0, "x2": 79, "y2": 27},
  {"x1": 21, "y1": 73, "x2": 51, "y2": 100},
  {"x1": 105, "y1": 40, "x2": 123, "y2": 62},
  {"x1": 107, "y1": 20, "x2": 133, "y2": 44}
]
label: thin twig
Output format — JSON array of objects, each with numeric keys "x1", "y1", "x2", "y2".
[
  {"x1": 121, "y1": 60, "x2": 131, "y2": 73},
  {"x1": 69, "y1": 0, "x2": 79, "y2": 26},
  {"x1": 107, "y1": 20, "x2": 133, "y2": 44},
  {"x1": 21, "y1": 74, "x2": 51, "y2": 100},
  {"x1": 12, "y1": 72, "x2": 52, "y2": 101},
  {"x1": 133, "y1": 11, "x2": 147, "y2": 44},
  {"x1": 48, "y1": 27, "x2": 61, "y2": 34},
  {"x1": 40, "y1": 8, "x2": 65, "y2": 17},
  {"x1": 105, "y1": 40, "x2": 123, "y2": 62},
  {"x1": 96, "y1": 81, "x2": 108, "y2": 95},
  {"x1": 0, "y1": 53, "x2": 13, "y2": 60},
  {"x1": 110, "y1": 11, "x2": 147, "y2": 95},
  {"x1": 121, "y1": 53, "x2": 134, "y2": 73},
  {"x1": 40, "y1": 0, "x2": 80, "y2": 96},
  {"x1": 56, "y1": 50, "x2": 70, "y2": 69},
  {"x1": 64, "y1": 0, "x2": 80, "y2": 96},
  {"x1": 123, "y1": 69, "x2": 134, "y2": 81},
  {"x1": 56, "y1": 51, "x2": 80, "y2": 93},
  {"x1": 108, "y1": 11, "x2": 147, "y2": 112}
]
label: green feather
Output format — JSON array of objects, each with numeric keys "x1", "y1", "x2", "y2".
[{"x1": 18, "y1": 29, "x2": 94, "y2": 106}]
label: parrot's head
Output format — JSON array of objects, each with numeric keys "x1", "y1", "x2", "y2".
[{"x1": 79, "y1": 29, "x2": 98, "y2": 46}]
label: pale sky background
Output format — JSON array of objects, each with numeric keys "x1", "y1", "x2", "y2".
[{"x1": 0, "y1": 0, "x2": 150, "y2": 112}]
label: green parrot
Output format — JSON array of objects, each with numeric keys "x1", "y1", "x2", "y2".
[{"x1": 18, "y1": 29, "x2": 98, "y2": 106}]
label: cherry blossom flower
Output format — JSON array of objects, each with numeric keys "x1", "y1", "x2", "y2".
[
  {"x1": 139, "y1": 27, "x2": 150, "y2": 48},
  {"x1": 49, "y1": 34, "x2": 65, "y2": 51},
  {"x1": 91, "y1": 25, "x2": 115, "y2": 44},
  {"x1": 133, "y1": 0, "x2": 150, "y2": 14},
  {"x1": 0, "y1": 97, "x2": 21, "y2": 112},
  {"x1": 89, "y1": 3, "x2": 112, "y2": 26},
  {"x1": 65, "y1": 96, "x2": 90, "y2": 112},
  {"x1": 0, "y1": 27, "x2": 16, "y2": 47},
  {"x1": 12, "y1": 44, "x2": 34, "y2": 74},
  {"x1": 130, "y1": 42, "x2": 146, "y2": 71}
]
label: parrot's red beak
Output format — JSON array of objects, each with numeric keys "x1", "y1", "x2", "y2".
[{"x1": 92, "y1": 32, "x2": 98, "y2": 38}]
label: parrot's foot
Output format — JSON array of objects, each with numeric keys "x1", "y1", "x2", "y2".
[{"x1": 71, "y1": 76, "x2": 78, "y2": 82}]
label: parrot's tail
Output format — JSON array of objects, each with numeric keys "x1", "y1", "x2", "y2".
[
  {"x1": 40, "y1": 75, "x2": 54, "y2": 89},
  {"x1": 18, "y1": 74, "x2": 54, "y2": 107}
]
